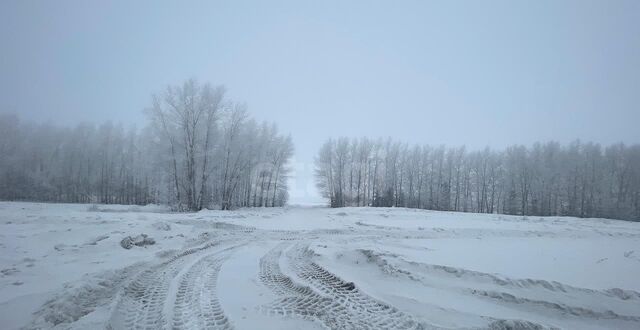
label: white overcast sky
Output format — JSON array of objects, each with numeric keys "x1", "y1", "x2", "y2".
[{"x1": 1, "y1": 0, "x2": 639, "y2": 203}]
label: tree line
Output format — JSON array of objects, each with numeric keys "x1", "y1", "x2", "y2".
[
  {"x1": 0, "y1": 79, "x2": 294, "y2": 211},
  {"x1": 315, "y1": 137, "x2": 640, "y2": 221}
]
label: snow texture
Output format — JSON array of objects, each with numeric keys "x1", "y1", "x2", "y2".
[{"x1": 0, "y1": 202, "x2": 639, "y2": 329}]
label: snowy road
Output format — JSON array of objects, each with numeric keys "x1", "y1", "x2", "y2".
[{"x1": 1, "y1": 203, "x2": 640, "y2": 329}]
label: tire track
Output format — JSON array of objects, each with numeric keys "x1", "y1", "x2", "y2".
[
  {"x1": 359, "y1": 248, "x2": 640, "y2": 301},
  {"x1": 357, "y1": 248, "x2": 640, "y2": 324},
  {"x1": 108, "y1": 240, "x2": 241, "y2": 330},
  {"x1": 108, "y1": 254, "x2": 190, "y2": 329},
  {"x1": 288, "y1": 244, "x2": 426, "y2": 329},
  {"x1": 171, "y1": 253, "x2": 232, "y2": 329},
  {"x1": 258, "y1": 242, "x2": 427, "y2": 329}
]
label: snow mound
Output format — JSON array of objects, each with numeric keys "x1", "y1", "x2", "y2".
[
  {"x1": 87, "y1": 204, "x2": 170, "y2": 213},
  {"x1": 25, "y1": 266, "x2": 142, "y2": 329},
  {"x1": 120, "y1": 234, "x2": 156, "y2": 249}
]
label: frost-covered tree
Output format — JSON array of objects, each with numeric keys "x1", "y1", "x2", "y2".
[
  {"x1": 0, "y1": 79, "x2": 294, "y2": 211},
  {"x1": 315, "y1": 137, "x2": 640, "y2": 221},
  {"x1": 146, "y1": 79, "x2": 225, "y2": 211}
]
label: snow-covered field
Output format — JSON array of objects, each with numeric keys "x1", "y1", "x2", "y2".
[{"x1": 1, "y1": 202, "x2": 639, "y2": 329}]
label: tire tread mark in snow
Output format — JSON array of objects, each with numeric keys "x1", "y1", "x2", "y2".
[
  {"x1": 258, "y1": 243, "x2": 427, "y2": 330},
  {"x1": 108, "y1": 241, "x2": 236, "y2": 330},
  {"x1": 289, "y1": 244, "x2": 425, "y2": 329},
  {"x1": 172, "y1": 254, "x2": 232, "y2": 329}
]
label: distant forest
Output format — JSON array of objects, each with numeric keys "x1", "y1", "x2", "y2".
[
  {"x1": 2, "y1": 80, "x2": 639, "y2": 220},
  {"x1": 315, "y1": 137, "x2": 640, "y2": 221},
  {"x1": 0, "y1": 80, "x2": 294, "y2": 211}
]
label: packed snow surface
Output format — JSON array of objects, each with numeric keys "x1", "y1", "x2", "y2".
[{"x1": 1, "y1": 202, "x2": 639, "y2": 329}]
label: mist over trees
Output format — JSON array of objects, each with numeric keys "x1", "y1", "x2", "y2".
[
  {"x1": 0, "y1": 80, "x2": 294, "y2": 211},
  {"x1": 315, "y1": 137, "x2": 640, "y2": 221}
]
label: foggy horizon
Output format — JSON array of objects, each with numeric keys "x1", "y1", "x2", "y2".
[{"x1": 2, "y1": 0, "x2": 640, "y2": 205}]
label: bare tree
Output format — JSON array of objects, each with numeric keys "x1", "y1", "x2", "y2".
[
  {"x1": 314, "y1": 136, "x2": 640, "y2": 221},
  {"x1": 147, "y1": 79, "x2": 224, "y2": 211}
]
